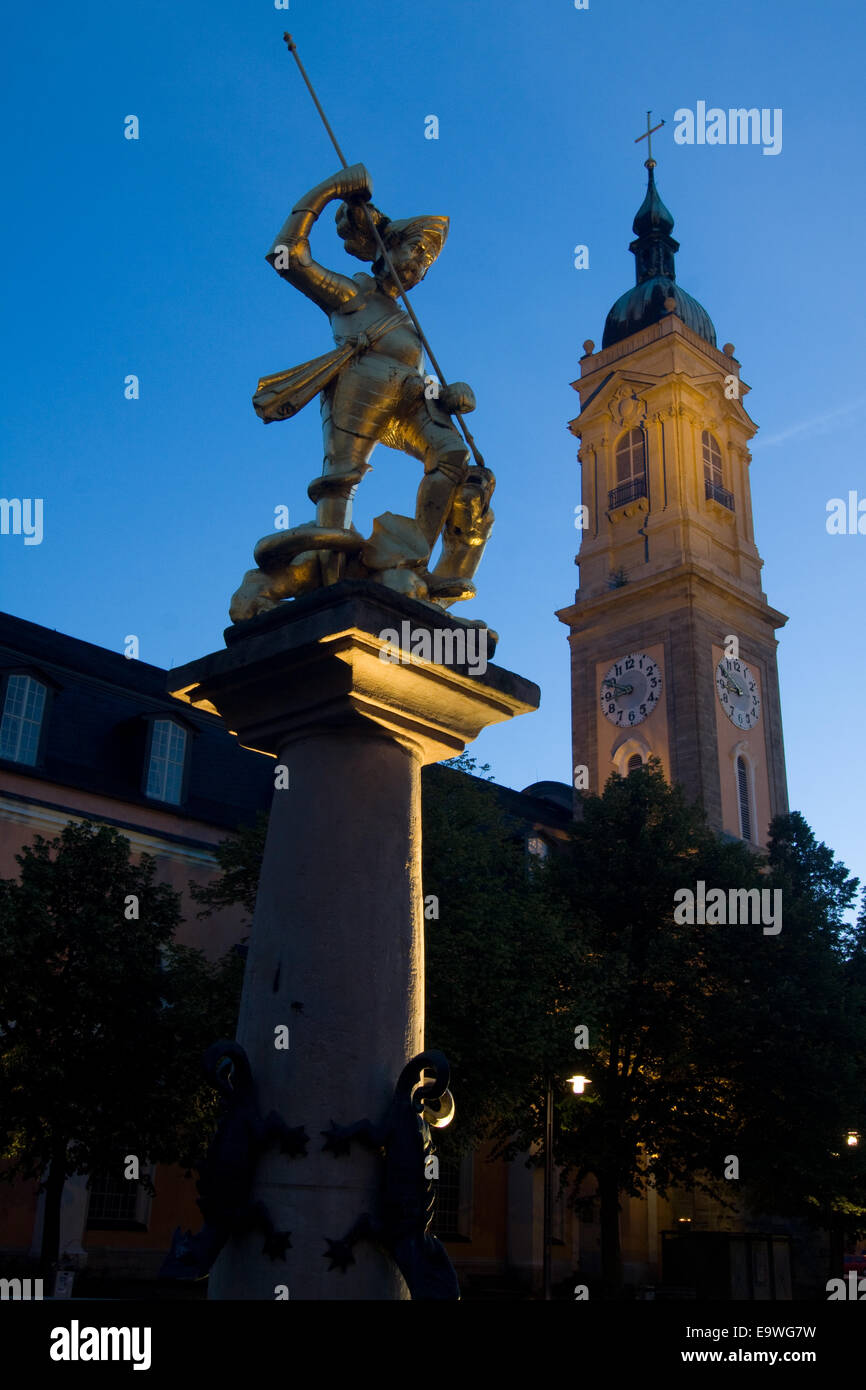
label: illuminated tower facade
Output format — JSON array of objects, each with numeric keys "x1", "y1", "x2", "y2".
[{"x1": 557, "y1": 158, "x2": 788, "y2": 844}]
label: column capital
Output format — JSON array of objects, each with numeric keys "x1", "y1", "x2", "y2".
[{"x1": 169, "y1": 580, "x2": 540, "y2": 765}]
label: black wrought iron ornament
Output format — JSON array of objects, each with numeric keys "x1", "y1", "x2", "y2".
[
  {"x1": 321, "y1": 1049, "x2": 460, "y2": 1300},
  {"x1": 160, "y1": 1040, "x2": 308, "y2": 1280}
]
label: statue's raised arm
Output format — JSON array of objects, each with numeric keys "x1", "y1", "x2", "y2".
[{"x1": 266, "y1": 164, "x2": 373, "y2": 313}]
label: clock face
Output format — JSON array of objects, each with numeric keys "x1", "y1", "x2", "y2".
[
  {"x1": 716, "y1": 656, "x2": 761, "y2": 729},
  {"x1": 600, "y1": 652, "x2": 662, "y2": 727}
]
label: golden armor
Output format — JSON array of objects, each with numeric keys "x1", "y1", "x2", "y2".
[{"x1": 230, "y1": 164, "x2": 494, "y2": 623}]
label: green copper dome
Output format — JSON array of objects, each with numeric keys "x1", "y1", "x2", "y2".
[{"x1": 602, "y1": 165, "x2": 716, "y2": 350}]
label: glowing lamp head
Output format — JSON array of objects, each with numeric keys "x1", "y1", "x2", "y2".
[{"x1": 568, "y1": 1075, "x2": 591, "y2": 1095}]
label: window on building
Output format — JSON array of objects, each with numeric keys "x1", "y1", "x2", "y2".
[
  {"x1": 431, "y1": 1153, "x2": 472, "y2": 1240},
  {"x1": 432, "y1": 1155, "x2": 462, "y2": 1239},
  {"x1": 86, "y1": 1164, "x2": 152, "y2": 1231},
  {"x1": 736, "y1": 756, "x2": 753, "y2": 841},
  {"x1": 608, "y1": 428, "x2": 647, "y2": 511},
  {"x1": 526, "y1": 834, "x2": 549, "y2": 861},
  {"x1": 0, "y1": 674, "x2": 47, "y2": 765},
  {"x1": 627, "y1": 753, "x2": 643, "y2": 774},
  {"x1": 145, "y1": 719, "x2": 188, "y2": 804},
  {"x1": 616, "y1": 428, "x2": 646, "y2": 486},
  {"x1": 702, "y1": 431, "x2": 723, "y2": 488},
  {"x1": 703, "y1": 431, "x2": 734, "y2": 509}
]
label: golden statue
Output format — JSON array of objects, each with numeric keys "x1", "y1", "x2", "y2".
[{"x1": 230, "y1": 162, "x2": 494, "y2": 622}]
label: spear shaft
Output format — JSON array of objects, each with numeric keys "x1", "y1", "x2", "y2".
[{"x1": 282, "y1": 33, "x2": 484, "y2": 467}]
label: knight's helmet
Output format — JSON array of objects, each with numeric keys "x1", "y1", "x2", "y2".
[{"x1": 335, "y1": 201, "x2": 449, "y2": 280}]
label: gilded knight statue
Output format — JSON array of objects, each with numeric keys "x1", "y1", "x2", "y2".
[{"x1": 229, "y1": 163, "x2": 495, "y2": 622}]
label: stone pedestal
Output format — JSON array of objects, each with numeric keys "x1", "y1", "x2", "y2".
[{"x1": 169, "y1": 582, "x2": 539, "y2": 1299}]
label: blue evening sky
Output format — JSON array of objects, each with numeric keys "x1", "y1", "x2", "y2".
[{"x1": 2, "y1": 1, "x2": 864, "y2": 897}]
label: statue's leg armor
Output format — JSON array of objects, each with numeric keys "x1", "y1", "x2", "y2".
[
  {"x1": 397, "y1": 402, "x2": 470, "y2": 551},
  {"x1": 432, "y1": 474, "x2": 495, "y2": 584},
  {"x1": 312, "y1": 362, "x2": 401, "y2": 584},
  {"x1": 398, "y1": 394, "x2": 495, "y2": 599},
  {"x1": 311, "y1": 423, "x2": 374, "y2": 586}
]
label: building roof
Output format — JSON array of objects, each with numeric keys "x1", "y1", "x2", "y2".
[
  {"x1": 602, "y1": 164, "x2": 716, "y2": 350},
  {"x1": 423, "y1": 763, "x2": 572, "y2": 839},
  {"x1": 0, "y1": 611, "x2": 273, "y2": 830},
  {"x1": 0, "y1": 611, "x2": 571, "y2": 840}
]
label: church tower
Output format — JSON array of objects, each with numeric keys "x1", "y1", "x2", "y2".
[{"x1": 556, "y1": 154, "x2": 788, "y2": 845}]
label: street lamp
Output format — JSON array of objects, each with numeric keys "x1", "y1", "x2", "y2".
[{"x1": 543, "y1": 1074, "x2": 591, "y2": 1300}]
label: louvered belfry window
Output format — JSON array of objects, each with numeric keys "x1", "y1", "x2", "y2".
[{"x1": 737, "y1": 756, "x2": 752, "y2": 841}]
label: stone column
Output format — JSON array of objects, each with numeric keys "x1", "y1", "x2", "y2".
[{"x1": 169, "y1": 582, "x2": 539, "y2": 1299}]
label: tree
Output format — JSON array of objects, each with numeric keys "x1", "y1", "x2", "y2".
[
  {"x1": 0, "y1": 821, "x2": 242, "y2": 1270},
  {"x1": 182, "y1": 756, "x2": 866, "y2": 1296},
  {"x1": 189, "y1": 811, "x2": 269, "y2": 925},
  {"x1": 719, "y1": 813, "x2": 866, "y2": 1269},
  {"x1": 505, "y1": 770, "x2": 866, "y2": 1296},
  {"x1": 422, "y1": 755, "x2": 572, "y2": 1152},
  {"x1": 509, "y1": 759, "x2": 765, "y2": 1294}
]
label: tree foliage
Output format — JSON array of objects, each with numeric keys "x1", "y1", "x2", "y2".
[
  {"x1": 0, "y1": 821, "x2": 243, "y2": 1266},
  {"x1": 506, "y1": 768, "x2": 866, "y2": 1287},
  {"x1": 189, "y1": 811, "x2": 269, "y2": 924},
  {"x1": 422, "y1": 755, "x2": 573, "y2": 1152},
  {"x1": 176, "y1": 755, "x2": 866, "y2": 1291},
  {"x1": 723, "y1": 812, "x2": 866, "y2": 1231}
]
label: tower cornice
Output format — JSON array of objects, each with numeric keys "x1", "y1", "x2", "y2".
[
  {"x1": 556, "y1": 559, "x2": 788, "y2": 634},
  {"x1": 575, "y1": 314, "x2": 740, "y2": 389}
]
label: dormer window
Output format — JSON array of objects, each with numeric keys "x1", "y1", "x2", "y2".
[
  {"x1": 703, "y1": 431, "x2": 734, "y2": 510},
  {"x1": 0, "y1": 674, "x2": 47, "y2": 765},
  {"x1": 144, "y1": 719, "x2": 188, "y2": 804}
]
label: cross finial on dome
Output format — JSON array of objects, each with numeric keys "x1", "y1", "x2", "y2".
[
  {"x1": 601, "y1": 133, "x2": 717, "y2": 349},
  {"x1": 634, "y1": 110, "x2": 665, "y2": 170}
]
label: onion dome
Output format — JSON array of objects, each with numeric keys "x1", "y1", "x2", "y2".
[{"x1": 602, "y1": 164, "x2": 716, "y2": 349}]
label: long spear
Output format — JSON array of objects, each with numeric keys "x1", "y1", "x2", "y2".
[{"x1": 282, "y1": 32, "x2": 485, "y2": 469}]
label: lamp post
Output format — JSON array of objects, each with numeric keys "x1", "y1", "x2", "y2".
[
  {"x1": 543, "y1": 1076, "x2": 553, "y2": 1301},
  {"x1": 542, "y1": 1075, "x2": 592, "y2": 1300},
  {"x1": 827, "y1": 1130, "x2": 861, "y2": 1283}
]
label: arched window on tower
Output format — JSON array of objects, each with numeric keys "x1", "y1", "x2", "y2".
[
  {"x1": 702, "y1": 431, "x2": 734, "y2": 510},
  {"x1": 736, "y1": 755, "x2": 753, "y2": 842},
  {"x1": 627, "y1": 753, "x2": 643, "y2": 774},
  {"x1": 609, "y1": 428, "x2": 647, "y2": 510}
]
